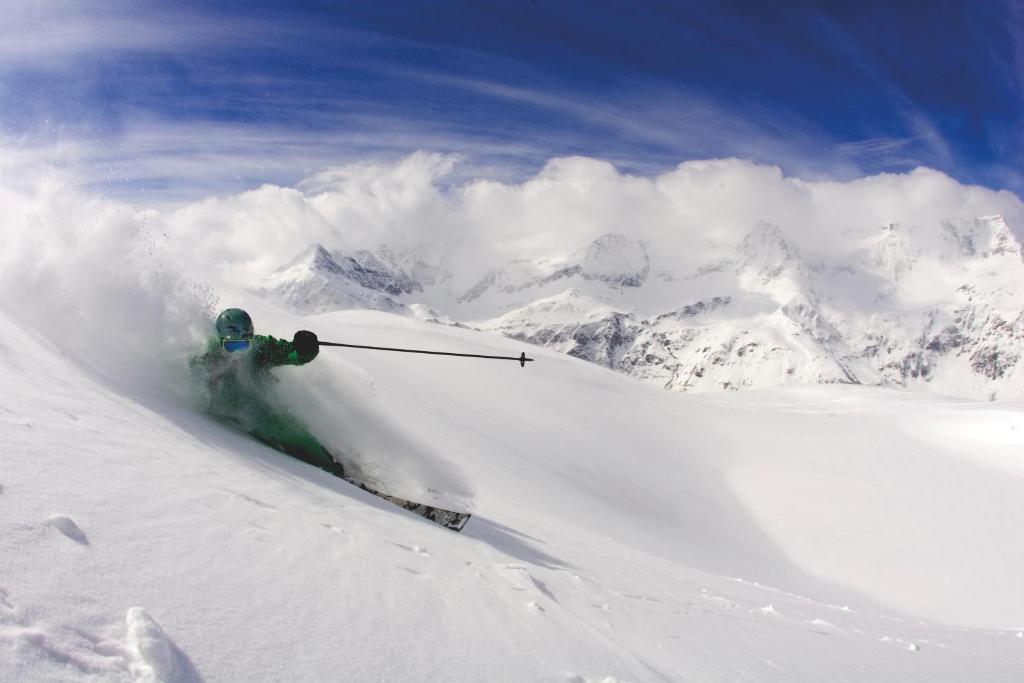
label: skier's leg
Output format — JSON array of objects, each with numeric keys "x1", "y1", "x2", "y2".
[
  {"x1": 285, "y1": 433, "x2": 347, "y2": 479},
  {"x1": 248, "y1": 409, "x2": 469, "y2": 531},
  {"x1": 251, "y1": 411, "x2": 346, "y2": 479}
]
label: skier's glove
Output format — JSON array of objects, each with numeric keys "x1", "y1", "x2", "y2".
[{"x1": 293, "y1": 330, "x2": 319, "y2": 356}]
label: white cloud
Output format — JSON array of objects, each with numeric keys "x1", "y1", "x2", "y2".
[
  {"x1": 4, "y1": 145, "x2": 1021, "y2": 297},
  {"x1": 0, "y1": 117, "x2": 582, "y2": 208},
  {"x1": 838, "y1": 137, "x2": 917, "y2": 161},
  {"x1": 0, "y1": 3, "x2": 310, "y2": 65},
  {"x1": 136, "y1": 153, "x2": 1024, "y2": 292}
]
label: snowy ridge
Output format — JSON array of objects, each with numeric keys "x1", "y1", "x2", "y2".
[{"x1": 255, "y1": 243, "x2": 412, "y2": 314}]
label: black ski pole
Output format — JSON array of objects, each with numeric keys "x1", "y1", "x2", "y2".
[{"x1": 318, "y1": 341, "x2": 535, "y2": 367}]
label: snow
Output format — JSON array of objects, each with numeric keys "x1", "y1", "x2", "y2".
[
  {"x1": 124, "y1": 609, "x2": 179, "y2": 683},
  {"x1": 2, "y1": 160, "x2": 1024, "y2": 681},
  {"x1": 480, "y1": 288, "x2": 625, "y2": 329},
  {"x1": 3, "y1": 300, "x2": 1024, "y2": 681}
]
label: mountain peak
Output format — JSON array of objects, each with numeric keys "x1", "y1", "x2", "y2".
[
  {"x1": 737, "y1": 222, "x2": 805, "y2": 285},
  {"x1": 282, "y1": 242, "x2": 335, "y2": 270},
  {"x1": 257, "y1": 243, "x2": 416, "y2": 314},
  {"x1": 979, "y1": 215, "x2": 1021, "y2": 258},
  {"x1": 574, "y1": 233, "x2": 650, "y2": 288}
]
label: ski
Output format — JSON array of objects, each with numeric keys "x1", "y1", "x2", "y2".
[{"x1": 342, "y1": 475, "x2": 471, "y2": 532}]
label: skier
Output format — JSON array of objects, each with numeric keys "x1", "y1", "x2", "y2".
[
  {"x1": 190, "y1": 308, "x2": 346, "y2": 478},
  {"x1": 189, "y1": 307, "x2": 529, "y2": 531}
]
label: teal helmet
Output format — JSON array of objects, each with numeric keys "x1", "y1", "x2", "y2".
[{"x1": 216, "y1": 308, "x2": 254, "y2": 341}]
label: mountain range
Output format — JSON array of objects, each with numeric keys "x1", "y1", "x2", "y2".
[{"x1": 255, "y1": 215, "x2": 1024, "y2": 400}]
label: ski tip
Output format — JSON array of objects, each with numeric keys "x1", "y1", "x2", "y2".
[{"x1": 446, "y1": 514, "x2": 472, "y2": 532}]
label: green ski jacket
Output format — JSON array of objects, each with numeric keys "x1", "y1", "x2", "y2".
[
  {"x1": 190, "y1": 334, "x2": 344, "y2": 477},
  {"x1": 191, "y1": 334, "x2": 317, "y2": 402}
]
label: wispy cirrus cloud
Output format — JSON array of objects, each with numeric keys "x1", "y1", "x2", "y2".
[
  {"x1": 0, "y1": 1, "x2": 1019, "y2": 205},
  {"x1": 0, "y1": 3, "x2": 257, "y2": 66},
  {"x1": 838, "y1": 137, "x2": 916, "y2": 157}
]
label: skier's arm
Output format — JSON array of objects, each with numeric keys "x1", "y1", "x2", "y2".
[
  {"x1": 253, "y1": 332, "x2": 319, "y2": 367},
  {"x1": 188, "y1": 338, "x2": 225, "y2": 374},
  {"x1": 188, "y1": 338, "x2": 234, "y2": 401}
]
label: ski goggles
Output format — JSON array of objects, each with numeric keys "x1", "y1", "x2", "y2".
[{"x1": 222, "y1": 339, "x2": 252, "y2": 353}]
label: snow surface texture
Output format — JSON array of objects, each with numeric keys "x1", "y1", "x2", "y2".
[
  {"x1": 2, "y1": 159, "x2": 1024, "y2": 681},
  {"x1": 3, "y1": 304, "x2": 1024, "y2": 682}
]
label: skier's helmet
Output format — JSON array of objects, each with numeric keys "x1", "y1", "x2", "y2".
[{"x1": 215, "y1": 308, "x2": 254, "y2": 341}]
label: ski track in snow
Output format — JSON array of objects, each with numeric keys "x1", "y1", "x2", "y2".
[{"x1": 2, "y1": 304, "x2": 1024, "y2": 681}]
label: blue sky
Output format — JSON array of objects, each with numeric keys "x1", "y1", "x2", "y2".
[{"x1": 2, "y1": 0, "x2": 1021, "y2": 202}]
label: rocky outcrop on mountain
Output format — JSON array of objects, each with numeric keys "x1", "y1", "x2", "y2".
[
  {"x1": 486, "y1": 290, "x2": 877, "y2": 393},
  {"x1": 481, "y1": 289, "x2": 641, "y2": 367},
  {"x1": 458, "y1": 268, "x2": 513, "y2": 304},
  {"x1": 255, "y1": 244, "x2": 412, "y2": 314},
  {"x1": 847, "y1": 304, "x2": 1024, "y2": 398},
  {"x1": 653, "y1": 296, "x2": 731, "y2": 322}
]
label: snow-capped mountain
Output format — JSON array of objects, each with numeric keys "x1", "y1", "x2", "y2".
[
  {"x1": 486, "y1": 217, "x2": 1024, "y2": 399},
  {"x1": 257, "y1": 216, "x2": 1024, "y2": 400},
  {"x1": 255, "y1": 243, "x2": 415, "y2": 314}
]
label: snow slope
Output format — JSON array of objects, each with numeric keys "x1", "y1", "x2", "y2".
[{"x1": 3, "y1": 300, "x2": 1024, "y2": 682}]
